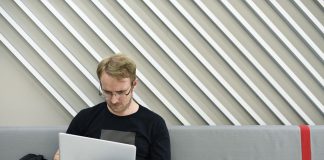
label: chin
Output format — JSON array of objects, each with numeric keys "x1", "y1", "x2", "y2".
[{"x1": 110, "y1": 106, "x2": 125, "y2": 112}]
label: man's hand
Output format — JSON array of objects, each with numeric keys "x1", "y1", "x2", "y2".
[{"x1": 53, "y1": 150, "x2": 60, "y2": 160}]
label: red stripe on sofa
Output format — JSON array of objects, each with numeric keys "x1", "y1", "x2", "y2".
[{"x1": 300, "y1": 125, "x2": 311, "y2": 160}]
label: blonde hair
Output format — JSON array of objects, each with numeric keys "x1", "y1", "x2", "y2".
[{"x1": 97, "y1": 54, "x2": 136, "y2": 82}]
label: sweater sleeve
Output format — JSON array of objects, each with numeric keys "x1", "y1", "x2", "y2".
[
  {"x1": 66, "y1": 109, "x2": 87, "y2": 135},
  {"x1": 149, "y1": 118, "x2": 171, "y2": 160}
]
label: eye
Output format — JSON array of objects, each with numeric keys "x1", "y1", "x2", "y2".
[
  {"x1": 116, "y1": 91, "x2": 125, "y2": 95},
  {"x1": 103, "y1": 90, "x2": 112, "y2": 95}
]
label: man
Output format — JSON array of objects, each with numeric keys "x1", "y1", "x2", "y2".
[{"x1": 54, "y1": 54, "x2": 170, "y2": 160}]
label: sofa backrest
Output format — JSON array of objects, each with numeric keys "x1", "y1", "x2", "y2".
[
  {"x1": 169, "y1": 125, "x2": 324, "y2": 160},
  {"x1": 0, "y1": 125, "x2": 323, "y2": 160},
  {"x1": 170, "y1": 125, "x2": 301, "y2": 160}
]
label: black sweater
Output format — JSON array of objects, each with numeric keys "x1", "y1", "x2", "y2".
[{"x1": 66, "y1": 102, "x2": 170, "y2": 160}]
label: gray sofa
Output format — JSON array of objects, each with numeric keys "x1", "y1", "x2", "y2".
[{"x1": 0, "y1": 125, "x2": 323, "y2": 160}]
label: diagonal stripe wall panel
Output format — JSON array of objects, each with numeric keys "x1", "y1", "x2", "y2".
[{"x1": 0, "y1": 0, "x2": 323, "y2": 126}]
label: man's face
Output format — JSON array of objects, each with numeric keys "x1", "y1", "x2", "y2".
[{"x1": 100, "y1": 72, "x2": 135, "y2": 115}]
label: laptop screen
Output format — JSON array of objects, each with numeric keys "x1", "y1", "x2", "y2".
[{"x1": 59, "y1": 133, "x2": 136, "y2": 160}]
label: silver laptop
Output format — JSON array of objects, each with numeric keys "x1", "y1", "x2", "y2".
[{"x1": 59, "y1": 133, "x2": 136, "y2": 160}]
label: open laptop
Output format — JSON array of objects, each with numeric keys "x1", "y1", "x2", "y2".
[{"x1": 59, "y1": 133, "x2": 136, "y2": 160}]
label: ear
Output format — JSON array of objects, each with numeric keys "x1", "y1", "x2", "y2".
[{"x1": 132, "y1": 78, "x2": 138, "y2": 88}]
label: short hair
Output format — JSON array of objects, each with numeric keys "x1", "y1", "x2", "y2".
[{"x1": 96, "y1": 54, "x2": 136, "y2": 82}]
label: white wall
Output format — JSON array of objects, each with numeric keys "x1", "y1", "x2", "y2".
[{"x1": 0, "y1": 0, "x2": 323, "y2": 126}]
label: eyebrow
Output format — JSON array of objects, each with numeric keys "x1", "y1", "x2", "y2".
[{"x1": 102, "y1": 88, "x2": 127, "y2": 93}]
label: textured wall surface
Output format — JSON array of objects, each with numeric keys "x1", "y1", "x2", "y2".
[{"x1": 0, "y1": 0, "x2": 323, "y2": 126}]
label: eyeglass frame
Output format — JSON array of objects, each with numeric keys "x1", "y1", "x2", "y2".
[{"x1": 99, "y1": 85, "x2": 133, "y2": 99}]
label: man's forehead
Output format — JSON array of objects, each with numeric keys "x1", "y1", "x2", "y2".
[
  {"x1": 101, "y1": 77, "x2": 131, "y2": 87},
  {"x1": 101, "y1": 72, "x2": 131, "y2": 81}
]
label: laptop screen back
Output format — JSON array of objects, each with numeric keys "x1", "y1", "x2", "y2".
[{"x1": 59, "y1": 133, "x2": 136, "y2": 160}]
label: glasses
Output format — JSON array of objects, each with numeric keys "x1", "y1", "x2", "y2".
[{"x1": 99, "y1": 86, "x2": 133, "y2": 99}]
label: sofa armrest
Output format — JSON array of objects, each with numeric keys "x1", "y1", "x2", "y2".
[{"x1": 0, "y1": 126, "x2": 67, "y2": 160}]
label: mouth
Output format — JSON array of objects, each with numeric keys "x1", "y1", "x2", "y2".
[{"x1": 109, "y1": 104, "x2": 120, "y2": 109}]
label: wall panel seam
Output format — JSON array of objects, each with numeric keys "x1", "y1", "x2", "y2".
[
  {"x1": 0, "y1": 7, "x2": 94, "y2": 107},
  {"x1": 66, "y1": 0, "x2": 190, "y2": 125},
  {"x1": 220, "y1": 0, "x2": 315, "y2": 124},
  {"x1": 93, "y1": 0, "x2": 214, "y2": 125},
  {"x1": 0, "y1": 33, "x2": 77, "y2": 117},
  {"x1": 268, "y1": 0, "x2": 324, "y2": 62}
]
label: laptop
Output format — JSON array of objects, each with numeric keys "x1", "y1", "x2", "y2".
[{"x1": 59, "y1": 133, "x2": 136, "y2": 160}]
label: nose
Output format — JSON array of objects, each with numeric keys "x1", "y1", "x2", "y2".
[{"x1": 109, "y1": 94, "x2": 119, "y2": 104}]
